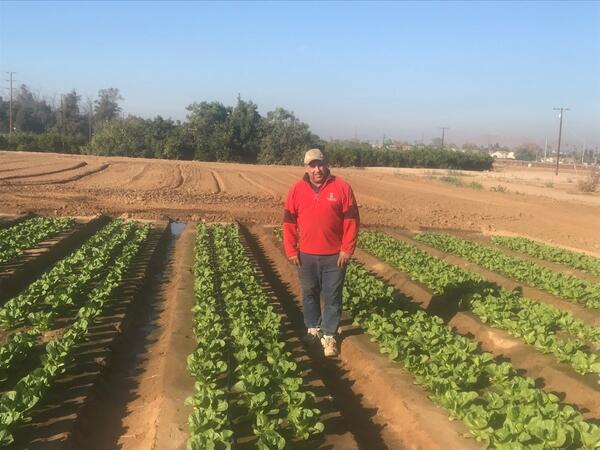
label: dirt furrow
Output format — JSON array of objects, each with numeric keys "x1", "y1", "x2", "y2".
[
  {"x1": 0, "y1": 160, "x2": 72, "y2": 174},
  {"x1": 0, "y1": 162, "x2": 87, "y2": 181},
  {"x1": 209, "y1": 169, "x2": 225, "y2": 193},
  {"x1": 171, "y1": 164, "x2": 184, "y2": 189},
  {"x1": 238, "y1": 172, "x2": 278, "y2": 197},
  {"x1": 6, "y1": 163, "x2": 110, "y2": 186},
  {"x1": 126, "y1": 163, "x2": 149, "y2": 184}
]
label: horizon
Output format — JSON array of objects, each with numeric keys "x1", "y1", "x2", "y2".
[{"x1": 1, "y1": 1, "x2": 599, "y2": 149}]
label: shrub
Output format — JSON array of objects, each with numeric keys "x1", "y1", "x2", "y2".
[
  {"x1": 578, "y1": 167, "x2": 600, "y2": 193},
  {"x1": 0, "y1": 132, "x2": 85, "y2": 153},
  {"x1": 439, "y1": 176, "x2": 463, "y2": 187}
]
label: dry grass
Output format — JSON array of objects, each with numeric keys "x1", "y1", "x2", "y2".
[{"x1": 578, "y1": 167, "x2": 600, "y2": 193}]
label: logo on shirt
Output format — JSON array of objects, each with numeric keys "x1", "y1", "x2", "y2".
[{"x1": 327, "y1": 192, "x2": 337, "y2": 202}]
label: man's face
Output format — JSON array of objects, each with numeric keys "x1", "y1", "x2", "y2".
[{"x1": 305, "y1": 160, "x2": 326, "y2": 185}]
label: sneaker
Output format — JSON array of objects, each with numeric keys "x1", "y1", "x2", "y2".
[
  {"x1": 321, "y1": 335, "x2": 338, "y2": 357},
  {"x1": 302, "y1": 327, "x2": 321, "y2": 345}
]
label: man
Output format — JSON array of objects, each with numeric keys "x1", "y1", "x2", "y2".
[{"x1": 283, "y1": 148, "x2": 360, "y2": 357}]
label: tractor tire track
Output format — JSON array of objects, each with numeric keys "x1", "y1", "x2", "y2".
[
  {"x1": 6, "y1": 163, "x2": 110, "y2": 186},
  {"x1": 209, "y1": 170, "x2": 225, "y2": 193},
  {"x1": 125, "y1": 164, "x2": 149, "y2": 184},
  {"x1": 171, "y1": 165, "x2": 184, "y2": 189},
  {"x1": 0, "y1": 162, "x2": 87, "y2": 181},
  {"x1": 238, "y1": 173, "x2": 278, "y2": 197}
]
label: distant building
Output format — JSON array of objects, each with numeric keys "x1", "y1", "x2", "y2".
[{"x1": 490, "y1": 150, "x2": 515, "y2": 159}]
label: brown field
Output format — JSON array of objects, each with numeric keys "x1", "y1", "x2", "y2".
[
  {"x1": 1, "y1": 150, "x2": 599, "y2": 254},
  {"x1": 1, "y1": 150, "x2": 599, "y2": 449}
]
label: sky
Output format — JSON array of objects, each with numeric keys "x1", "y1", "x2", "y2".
[{"x1": 1, "y1": 1, "x2": 599, "y2": 148}]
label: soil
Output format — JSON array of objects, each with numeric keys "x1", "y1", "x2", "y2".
[{"x1": 1, "y1": 150, "x2": 598, "y2": 255}]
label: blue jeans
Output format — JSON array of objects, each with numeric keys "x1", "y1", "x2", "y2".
[{"x1": 298, "y1": 252, "x2": 346, "y2": 336}]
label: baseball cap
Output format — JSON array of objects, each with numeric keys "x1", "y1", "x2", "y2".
[{"x1": 304, "y1": 148, "x2": 325, "y2": 165}]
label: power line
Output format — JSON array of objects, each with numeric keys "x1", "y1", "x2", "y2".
[{"x1": 552, "y1": 107, "x2": 570, "y2": 175}]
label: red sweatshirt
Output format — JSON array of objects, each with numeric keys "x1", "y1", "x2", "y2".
[{"x1": 283, "y1": 172, "x2": 360, "y2": 257}]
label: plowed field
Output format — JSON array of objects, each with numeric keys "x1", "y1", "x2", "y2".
[{"x1": 1, "y1": 151, "x2": 599, "y2": 253}]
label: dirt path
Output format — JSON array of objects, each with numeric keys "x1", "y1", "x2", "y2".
[{"x1": 123, "y1": 224, "x2": 195, "y2": 450}]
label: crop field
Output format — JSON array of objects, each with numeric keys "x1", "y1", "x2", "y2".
[{"x1": 0, "y1": 150, "x2": 599, "y2": 449}]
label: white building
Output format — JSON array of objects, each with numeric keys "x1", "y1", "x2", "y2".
[{"x1": 490, "y1": 150, "x2": 515, "y2": 159}]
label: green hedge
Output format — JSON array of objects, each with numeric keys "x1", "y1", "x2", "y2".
[
  {"x1": 324, "y1": 142, "x2": 493, "y2": 170},
  {"x1": 0, "y1": 132, "x2": 86, "y2": 154},
  {"x1": 0, "y1": 130, "x2": 493, "y2": 171}
]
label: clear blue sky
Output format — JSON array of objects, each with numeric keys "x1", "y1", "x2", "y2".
[{"x1": 1, "y1": 1, "x2": 599, "y2": 148}]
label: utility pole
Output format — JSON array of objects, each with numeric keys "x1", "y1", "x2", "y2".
[
  {"x1": 553, "y1": 107, "x2": 569, "y2": 175},
  {"x1": 85, "y1": 96, "x2": 93, "y2": 142},
  {"x1": 4, "y1": 72, "x2": 17, "y2": 135},
  {"x1": 440, "y1": 127, "x2": 449, "y2": 150}
]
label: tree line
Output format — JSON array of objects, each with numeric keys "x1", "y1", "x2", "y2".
[{"x1": 0, "y1": 86, "x2": 493, "y2": 170}]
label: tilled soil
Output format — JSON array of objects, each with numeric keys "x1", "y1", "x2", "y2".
[{"x1": 1, "y1": 150, "x2": 599, "y2": 254}]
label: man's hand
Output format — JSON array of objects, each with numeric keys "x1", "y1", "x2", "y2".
[
  {"x1": 289, "y1": 255, "x2": 301, "y2": 266},
  {"x1": 337, "y1": 251, "x2": 351, "y2": 267}
]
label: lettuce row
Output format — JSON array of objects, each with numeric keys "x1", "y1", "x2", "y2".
[
  {"x1": 359, "y1": 231, "x2": 600, "y2": 378},
  {"x1": 0, "y1": 223, "x2": 150, "y2": 446},
  {"x1": 209, "y1": 224, "x2": 323, "y2": 449},
  {"x1": 0, "y1": 216, "x2": 74, "y2": 264},
  {"x1": 344, "y1": 261, "x2": 600, "y2": 449},
  {"x1": 416, "y1": 232, "x2": 600, "y2": 310},
  {"x1": 186, "y1": 223, "x2": 233, "y2": 450},
  {"x1": 0, "y1": 220, "x2": 139, "y2": 389},
  {"x1": 0, "y1": 219, "x2": 134, "y2": 329},
  {"x1": 491, "y1": 235, "x2": 600, "y2": 277}
]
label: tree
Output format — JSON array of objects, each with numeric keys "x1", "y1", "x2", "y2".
[
  {"x1": 94, "y1": 88, "x2": 123, "y2": 122},
  {"x1": 57, "y1": 90, "x2": 84, "y2": 135},
  {"x1": 84, "y1": 115, "x2": 187, "y2": 160},
  {"x1": 259, "y1": 108, "x2": 319, "y2": 164},
  {"x1": 0, "y1": 96, "x2": 8, "y2": 133},
  {"x1": 84, "y1": 116, "x2": 147, "y2": 157},
  {"x1": 228, "y1": 96, "x2": 262, "y2": 162},
  {"x1": 144, "y1": 116, "x2": 179, "y2": 159},
  {"x1": 12, "y1": 85, "x2": 55, "y2": 133},
  {"x1": 515, "y1": 147, "x2": 538, "y2": 161},
  {"x1": 430, "y1": 137, "x2": 442, "y2": 148},
  {"x1": 81, "y1": 96, "x2": 94, "y2": 141},
  {"x1": 515, "y1": 143, "x2": 541, "y2": 161},
  {"x1": 185, "y1": 101, "x2": 231, "y2": 161}
]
